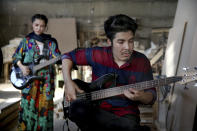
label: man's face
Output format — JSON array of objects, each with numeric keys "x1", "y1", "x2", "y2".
[{"x1": 111, "y1": 31, "x2": 134, "y2": 64}]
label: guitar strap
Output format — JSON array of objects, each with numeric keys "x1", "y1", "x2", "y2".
[
  {"x1": 42, "y1": 39, "x2": 50, "y2": 60},
  {"x1": 42, "y1": 40, "x2": 53, "y2": 74},
  {"x1": 32, "y1": 40, "x2": 49, "y2": 65}
]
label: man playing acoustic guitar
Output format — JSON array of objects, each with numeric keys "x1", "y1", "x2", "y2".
[{"x1": 62, "y1": 14, "x2": 156, "y2": 131}]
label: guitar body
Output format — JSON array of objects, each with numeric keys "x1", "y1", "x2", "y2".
[
  {"x1": 10, "y1": 66, "x2": 43, "y2": 90},
  {"x1": 10, "y1": 55, "x2": 62, "y2": 90},
  {"x1": 75, "y1": 73, "x2": 118, "y2": 92},
  {"x1": 63, "y1": 73, "x2": 117, "y2": 118}
]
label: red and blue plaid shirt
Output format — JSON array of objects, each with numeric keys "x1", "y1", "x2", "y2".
[{"x1": 62, "y1": 46, "x2": 156, "y2": 116}]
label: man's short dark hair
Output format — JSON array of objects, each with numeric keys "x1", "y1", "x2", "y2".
[{"x1": 104, "y1": 14, "x2": 138, "y2": 41}]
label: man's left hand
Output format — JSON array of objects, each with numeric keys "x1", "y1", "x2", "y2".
[
  {"x1": 123, "y1": 88, "x2": 144, "y2": 101},
  {"x1": 123, "y1": 88, "x2": 153, "y2": 104}
]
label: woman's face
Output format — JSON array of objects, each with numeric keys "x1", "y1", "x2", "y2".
[{"x1": 32, "y1": 19, "x2": 46, "y2": 35}]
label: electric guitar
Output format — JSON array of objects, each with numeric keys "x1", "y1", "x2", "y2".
[
  {"x1": 63, "y1": 67, "x2": 197, "y2": 109},
  {"x1": 10, "y1": 55, "x2": 62, "y2": 90}
]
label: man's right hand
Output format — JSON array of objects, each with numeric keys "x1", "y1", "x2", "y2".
[
  {"x1": 62, "y1": 59, "x2": 84, "y2": 102},
  {"x1": 64, "y1": 80, "x2": 84, "y2": 102}
]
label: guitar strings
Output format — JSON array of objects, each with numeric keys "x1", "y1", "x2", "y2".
[
  {"x1": 72, "y1": 77, "x2": 181, "y2": 101},
  {"x1": 74, "y1": 77, "x2": 180, "y2": 100}
]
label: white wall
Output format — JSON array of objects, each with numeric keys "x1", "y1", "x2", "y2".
[
  {"x1": 163, "y1": 0, "x2": 197, "y2": 76},
  {"x1": 160, "y1": 0, "x2": 197, "y2": 131}
]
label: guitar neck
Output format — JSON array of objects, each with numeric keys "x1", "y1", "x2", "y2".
[
  {"x1": 77, "y1": 76, "x2": 182, "y2": 101},
  {"x1": 33, "y1": 56, "x2": 61, "y2": 73}
]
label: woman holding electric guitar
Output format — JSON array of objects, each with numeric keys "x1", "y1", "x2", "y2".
[{"x1": 12, "y1": 14, "x2": 61, "y2": 130}]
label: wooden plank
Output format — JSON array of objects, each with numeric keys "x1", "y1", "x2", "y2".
[
  {"x1": 0, "y1": 101, "x2": 19, "y2": 120},
  {"x1": 3, "y1": 62, "x2": 12, "y2": 83},
  {"x1": 1, "y1": 117, "x2": 18, "y2": 131},
  {"x1": 152, "y1": 28, "x2": 169, "y2": 33},
  {"x1": 47, "y1": 18, "x2": 77, "y2": 53},
  {"x1": 0, "y1": 109, "x2": 18, "y2": 127},
  {"x1": 0, "y1": 102, "x2": 19, "y2": 127},
  {"x1": 150, "y1": 48, "x2": 164, "y2": 66},
  {"x1": 4, "y1": 63, "x2": 9, "y2": 83}
]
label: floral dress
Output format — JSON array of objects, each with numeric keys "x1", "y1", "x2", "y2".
[{"x1": 12, "y1": 37, "x2": 61, "y2": 131}]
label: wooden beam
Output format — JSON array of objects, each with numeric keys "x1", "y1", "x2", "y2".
[
  {"x1": 152, "y1": 28, "x2": 170, "y2": 33},
  {"x1": 150, "y1": 48, "x2": 164, "y2": 66}
]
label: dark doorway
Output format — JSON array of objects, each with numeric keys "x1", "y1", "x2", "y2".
[{"x1": 193, "y1": 105, "x2": 197, "y2": 131}]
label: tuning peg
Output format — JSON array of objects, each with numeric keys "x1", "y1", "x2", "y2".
[
  {"x1": 184, "y1": 74, "x2": 189, "y2": 77},
  {"x1": 192, "y1": 77, "x2": 196, "y2": 80},
  {"x1": 184, "y1": 85, "x2": 189, "y2": 90},
  {"x1": 182, "y1": 67, "x2": 189, "y2": 71}
]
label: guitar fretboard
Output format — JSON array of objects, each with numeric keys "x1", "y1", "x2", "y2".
[
  {"x1": 76, "y1": 76, "x2": 182, "y2": 101},
  {"x1": 33, "y1": 56, "x2": 61, "y2": 73}
]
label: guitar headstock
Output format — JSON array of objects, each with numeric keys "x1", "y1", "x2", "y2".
[
  {"x1": 159, "y1": 66, "x2": 197, "y2": 102},
  {"x1": 179, "y1": 66, "x2": 197, "y2": 85}
]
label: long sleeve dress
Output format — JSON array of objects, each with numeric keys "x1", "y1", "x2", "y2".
[{"x1": 12, "y1": 36, "x2": 61, "y2": 131}]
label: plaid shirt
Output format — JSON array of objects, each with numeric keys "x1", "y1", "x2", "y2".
[{"x1": 62, "y1": 46, "x2": 156, "y2": 116}]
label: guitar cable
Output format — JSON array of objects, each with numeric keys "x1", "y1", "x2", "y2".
[
  {"x1": 63, "y1": 118, "x2": 80, "y2": 131},
  {"x1": 63, "y1": 118, "x2": 70, "y2": 131}
]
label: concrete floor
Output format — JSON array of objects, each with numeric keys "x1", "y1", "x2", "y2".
[{"x1": 53, "y1": 87, "x2": 79, "y2": 131}]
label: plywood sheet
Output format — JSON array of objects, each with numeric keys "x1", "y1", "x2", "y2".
[{"x1": 47, "y1": 18, "x2": 77, "y2": 54}]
